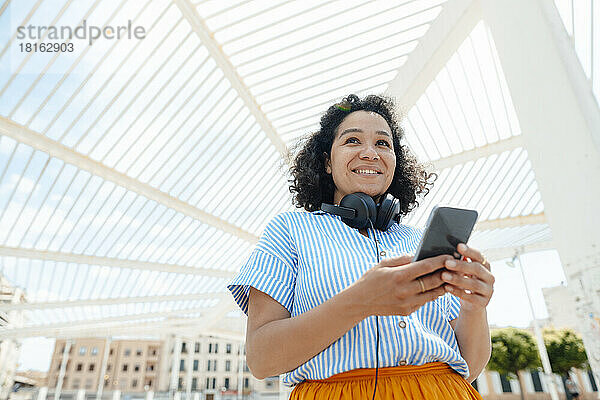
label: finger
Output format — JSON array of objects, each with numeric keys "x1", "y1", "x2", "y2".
[
  {"x1": 411, "y1": 286, "x2": 447, "y2": 306},
  {"x1": 413, "y1": 270, "x2": 445, "y2": 294},
  {"x1": 378, "y1": 254, "x2": 413, "y2": 267},
  {"x1": 444, "y1": 259, "x2": 495, "y2": 285},
  {"x1": 457, "y1": 243, "x2": 489, "y2": 269},
  {"x1": 441, "y1": 270, "x2": 491, "y2": 296},
  {"x1": 405, "y1": 254, "x2": 454, "y2": 278},
  {"x1": 445, "y1": 284, "x2": 491, "y2": 307}
]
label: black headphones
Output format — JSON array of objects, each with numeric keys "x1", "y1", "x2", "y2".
[{"x1": 320, "y1": 192, "x2": 401, "y2": 231}]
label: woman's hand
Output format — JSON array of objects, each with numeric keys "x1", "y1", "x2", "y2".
[
  {"x1": 352, "y1": 254, "x2": 453, "y2": 317},
  {"x1": 441, "y1": 243, "x2": 494, "y2": 312}
]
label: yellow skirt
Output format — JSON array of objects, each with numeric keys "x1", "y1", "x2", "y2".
[{"x1": 289, "y1": 362, "x2": 483, "y2": 400}]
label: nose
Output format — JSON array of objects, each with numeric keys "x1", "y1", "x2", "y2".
[{"x1": 359, "y1": 144, "x2": 379, "y2": 160}]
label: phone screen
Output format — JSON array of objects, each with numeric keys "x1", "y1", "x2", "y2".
[{"x1": 413, "y1": 206, "x2": 478, "y2": 262}]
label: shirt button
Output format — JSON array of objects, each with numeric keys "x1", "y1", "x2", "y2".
[
  {"x1": 398, "y1": 321, "x2": 407, "y2": 329},
  {"x1": 379, "y1": 250, "x2": 386, "y2": 257},
  {"x1": 399, "y1": 360, "x2": 407, "y2": 366}
]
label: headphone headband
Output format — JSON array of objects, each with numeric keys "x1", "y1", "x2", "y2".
[{"x1": 320, "y1": 203, "x2": 356, "y2": 219}]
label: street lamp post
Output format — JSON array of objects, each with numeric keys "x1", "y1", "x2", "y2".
[{"x1": 508, "y1": 252, "x2": 560, "y2": 400}]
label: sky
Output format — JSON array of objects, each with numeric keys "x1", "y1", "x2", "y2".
[{"x1": 17, "y1": 248, "x2": 568, "y2": 372}]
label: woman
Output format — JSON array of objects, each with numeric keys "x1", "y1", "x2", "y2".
[{"x1": 228, "y1": 94, "x2": 494, "y2": 399}]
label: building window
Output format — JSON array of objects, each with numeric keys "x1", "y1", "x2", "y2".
[
  {"x1": 107, "y1": 364, "x2": 112, "y2": 372},
  {"x1": 266, "y1": 380, "x2": 273, "y2": 388},
  {"x1": 244, "y1": 378, "x2": 249, "y2": 389},
  {"x1": 76, "y1": 363, "x2": 83, "y2": 372},
  {"x1": 91, "y1": 347, "x2": 98, "y2": 356},
  {"x1": 500, "y1": 374, "x2": 512, "y2": 392},
  {"x1": 178, "y1": 378, "x2": 183, "y2": 391},
  {"x1": 134, "y1": 364, "x2": 140, "y2": 372},
  {"x1": 207, "y1": 360, "x2": 217, "y2": 371},
  {"x1": 88, "y1": 363, "x2": 95, "y2": 372},
  {"x1": 191, "y1": 378, "x2": 197, "y2": 391},
  {"x1": 193, "y1": 360, "x2": 199, "y2": 371},
  {"x1": 194, "y1": 342, "x2": 200, "y2": 353},
  {"x1": 208, "y1": 343, "x2": 219, "y2": 354},
  {"x1": 73, "y1": 378, "x2": 80, "y2": 389},
  {"x1": 180, "y1": 359, "x2": 186, "y2": 371},
  {"x1": 206, "y1": 378, "x2": 210, "y2": 390},
  {"x1": 109, "y1": 349, "x2": 113, "y2": 356},
  {"x1": 145, "y1": 379, "x2": 153, "y2": 388},
  {"x1": 124, "y1": 349, "x2": 131, "y2": 356},
  {"x1": 181, "y1": 342, "x2": 187, "y2": 353},
  {"x1": 147, "y1": 364, "x2": 154, "y2": 372},
  {"x1": 150, "y1": 348, "x2": 157, "y2": 356},
  {"x1": 225, "y1": 360, "x2": 231, "y2": 372},
  {"x1": 79, "y1": 347, "x2": 86, "y2": 356},
  {"x1": 224, "y1": 378, "x2": 230, "y2": 389},
  {"x1": 212, "y1": 378, "x2": 216, "y2": 389},
  {"x1": 531, "y1": 370, "x2": 544, "y2": 392},
  {"x1": 136, "y1": 349, "x2": 142, "y2": 356},
  {"x1": 132, "y1": 379, "x2": 138, "y2": 388},
  {"x1": 122, "y1": 364, "x2": 128, "y2": 372},
  {"x1": 226, "y1": 344, "x2": 231, "y2": 354}
]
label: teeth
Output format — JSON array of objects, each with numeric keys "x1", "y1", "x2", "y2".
[{"x1": 354, "y1": 169, "x2": 379, "y2": 175}]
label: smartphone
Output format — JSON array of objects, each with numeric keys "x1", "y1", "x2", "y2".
[{"x1": 413, "y1": 206, "x2": 478, "y2": 262}]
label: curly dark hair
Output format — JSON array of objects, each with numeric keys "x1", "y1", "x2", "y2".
[{"x1": 288, "y1": 94, "x2": 435, "y2": 218}]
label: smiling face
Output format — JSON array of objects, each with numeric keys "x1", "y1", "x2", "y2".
[{"x1": 325, "y1": 110, "x2": 396, "y2": 205}]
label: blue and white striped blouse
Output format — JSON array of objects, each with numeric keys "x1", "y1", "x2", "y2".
[{"x1": 227, "y1": 210, "x2": 469, "y2": 386}]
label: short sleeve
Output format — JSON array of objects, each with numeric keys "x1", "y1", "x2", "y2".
[
  {"x1": 227, "y1": 213, "x2": 298, "y2": 315},
  {"x1": 444, "y1": 292, "x2": 461, "y2": 321}
]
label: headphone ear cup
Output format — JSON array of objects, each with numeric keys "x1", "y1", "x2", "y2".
[
  {"x1": 339, "y1": 193, "x2": 376, "y2": 229},
  {"x1": 376, "y1": 194, "x2": 400, "y2": 231}
]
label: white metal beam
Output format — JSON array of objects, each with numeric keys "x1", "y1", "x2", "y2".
[
  {"x1": 474, "y1": 212, "x2": 546, "y2": 231},
  {"x1": 484, "y1": 240, "x2": 555, "y2": 262},
  {"x1": 482, "y1": 0, "x2": 600, "y2": 379},
  {"x1": 0, "y1": 296, "x2": 229, "y2": 339},
  {"x1": 386, "y1": 0, "x2": 482, "y2": 108},
  {"x1": 173, "y1": 0, "x2": 289, "y2": 160},
  {"x1": 50, "y1": 320, "x2": 245, "y2": 341},
  {"x1": 0, "y1": 292, "x2": 226, "y2": 312},
  {"x1": 0, "y1": 246, "x2": 233, "y2": 278},
  {"x1": 0, "y1": 117, "x2": 258, "y2": 243},
  {"x1": 6, "y1": 318, "x2": 245, "y2": 341},
  {"x1": 431, "y1": 135, "x2": 524, "y2": 170}
]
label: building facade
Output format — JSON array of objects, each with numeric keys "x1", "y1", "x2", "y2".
[
  {"x1": 47, "y1": 338, "x2": 163, "y2": 393},
  {"x1": 45, "y1": 336, "x2": 278, "y2": 400},
  {"x1": 0, "y1": 274, "x2": 26, "y2": 400},
  {"x1": 473, "y1": 367, "x2": 598, "y2": 399}
]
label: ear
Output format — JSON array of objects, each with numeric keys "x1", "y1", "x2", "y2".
[{"x1": 324, "y1": 153, "x2": 331, "y2": 174}]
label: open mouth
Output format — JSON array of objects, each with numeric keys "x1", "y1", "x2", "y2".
[{"x1": 352, "y1": 169, "x2": 382, "y2": 175}]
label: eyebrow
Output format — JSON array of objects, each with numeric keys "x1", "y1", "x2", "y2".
[{"x1": 339, "y1": 128, "x2": 391, "y2": 138}]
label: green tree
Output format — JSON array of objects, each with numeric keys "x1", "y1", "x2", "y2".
[
  {"x1": 487, "y1": 328, "x2": 541, "y2": 400},
  {"x1": 544, "y1": 328, "x2": 589, "y2": 398}
]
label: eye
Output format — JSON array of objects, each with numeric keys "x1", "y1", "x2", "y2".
[
  {"x1": 377, "y1": 139, "x2": 391, "y2": 147},
  {"x1": 343, "y1": 137, "x2": 360, "y2": 144}
]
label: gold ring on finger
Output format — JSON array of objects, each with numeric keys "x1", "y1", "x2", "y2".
[{"x1": 417, "y1": 277, "x2": 426, "y2": 293}]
